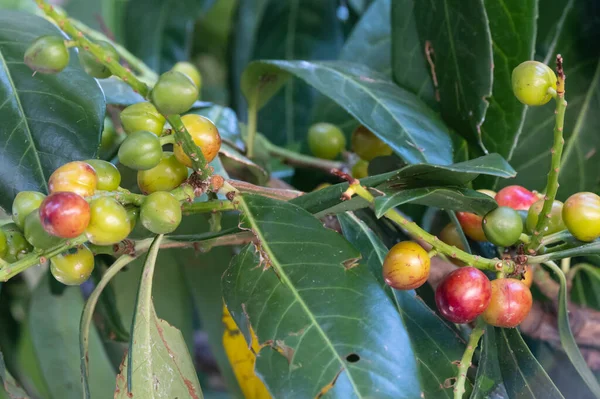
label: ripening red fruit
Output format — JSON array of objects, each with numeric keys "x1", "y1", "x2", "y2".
[
  {"x1": 39, "y1": 192, "x2": 90, "y2": 238},
  {"x1": 48, "y1": 161, "x2": 98, "y2": 197},
  {"x1": 495, "y1": 185, "x2": 538, "y2": 211},
  {"x1": 482, "y1": 279, "x2": 533, "y2": 328},
  {"x1": 435, "y1": 267, "x2": 492, "y2": 324},
  {"x1": 455, "y1": 189, "x2": 496, "y2": 242},
  {"x1": 382, "y1": 241, "x2": 430, "y2": 290}
]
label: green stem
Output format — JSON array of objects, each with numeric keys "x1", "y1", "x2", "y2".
[
  {"x1": 159, "y1": 135, "x2": 175, "y2": 146},
  {"x1": 454, "y1": 318, "x2": 485, "y2": 399},
  {"x1": 519, "y1": 233, "x2": 531, "y2": 245},
  {"x1": 528, "y1": 240, "x2": 600, "y2": 264},
  {"x1": 246, "y1": 102, "x2": 258, "y2": 158},
  {"x1": 182, "y1": 199, "x2": 235, "y2": 214},
  {"x1": 266, "y1": 141, "x2": 344, "y2": 172},
  {"x1": 528, "y1": 84, "x2": 568, "y2": 252},
  {"x1": 539, "y1": 229, "x2": 574, "y2": 247},
  {"x1": 36, "y1": 1, "x2": 150, "y2": 96},
  {"x1": 167, "y1": 115, "x2": 211, "y2": 179}
]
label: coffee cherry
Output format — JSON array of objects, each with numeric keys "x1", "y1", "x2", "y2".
[
  {"x1": 24, "y1": 35, "x2": 69, "y2": 74},
  {"x1": 126, "y1": 207, "x2": 139, "y2": 230},
  {"x1": 12, "y1": 191, "x2": 46, "y2": 229},
  {"x1": 383, "y1": 241, "x2": 430, "y2": 290},
  {"x1": 482, "y1": 206, "x2": 523, "y2": 247},
  {"x1": 0, "y1": 229, "x2": 7, "y2": 260},
  {"x1": 24, "y1": 212, "x2": 62, "y2": 250},
  {"x1": 78, "y1": 41, "x2": 119, "y2": 79},
  {"x1": 120, "y1": 102, "x2": 166, "y2": 136},
  {"x1": 495, "y1": 185, "x2": 538, "y2": 211},
  {"x1": 174, "y1": 114, "x2": 221, "y2": 167},
  {"x1": 512, "y1": 61, "x2": 557, "y2": 106},
  {"x1": 86, "y1": 197, "x2": 131, "y2": 245},
  {"x1": 1, "y1": 223, "x2": 32, "y2": 262},
  {"x1": 39, "y1": 192, "x2": 90, "y2": 239},
  {"x1": 48, "y1": 161, "x2": 98, "y2": 197},
  {"x1": 307, "y1": 123, "x2": 346, "y2": 160},
  {"x1": 118, "y1": 130, "x2": 163, "y2": 170},
  {"x1": 151, "y1": 71, "x2": 198, "y2": 115},
  {"x1": 526, "y1": 199, "x2": 565, "y2": 235},
  {"x1": 456, "y1": 189, "x2": 496, "y2": 242},
  {"x1": 482, "y1": 279, "x2": 532, "y2": 328},
  {"x1": 438, "y1": 223, "x2": 466, "y2": 266},
  {"x1": 99, "y1": 117, "x2": 121, "y2": 159},
  {"x1": 351, "y1": 125, "x2": 392, "y2": 161},
  {"x1": 50, "y1": 245, "x2": 94, "y2": 285},
  {"x1": 84, "y1": 160, "x2": 121, "y2": 191},
  {"x1": 562, "y1": 192, "x2": 600, "y2": 241},
  {"x1": 172, "y1": 61, "x2": 202, "y2": 88},
  {"x1": 140, "y1": 192, "x2": 182, "y2": 234},
  {"x1": 435, "y1": 267, "x2": 491, "y2": 323},
  {"x1": 351, "y1": 160, "x2": 369, "y2": 179},
  {"x1": 137, "y1": 152, "x2": 188, "y2": 194}
]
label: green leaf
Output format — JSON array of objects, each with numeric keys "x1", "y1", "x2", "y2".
[
  {"x1": 472, "y1": 327, "x2": 564, "y2": 398},
  {"x1": 0, "y1": 11, "x2": 105, "y2": 211},
  {"x1": 506, "y1": 1, "x2": 600, "y2": 197},
  {"x1": 65, "y1": 0, "x2": 127, "y2": 43},
  {"x1": 242, "y1": 60, "x2": 454, "y2": 165},
  {"x1": 391, "y1": 0, "x2": 436, "y2": 107},
  {"x1": 479, "y1": 0, "x2": 537, "y2": 159},
  {"x1": 571, "y1": 264, "x2": 600, "y2": 310},
  {"x1": 99, "y1": 78, "x2": 145, "y2": 105},
  {"x1": 0, "y1": 350, "x2": 28, "y2": 399},
  {"x1": 116, "y1": 235, "x2": 203, "y2": 398},
  {"x1": 246, "y1": 0, "x2": 344, "y2": 146},
  {"x1": 28, "y1": 274, "x2": 115, "y2": 399},
  {"x1": 223, "y1": 194, "x2": 422, "y2": 397},
  {"x1": 544, "y1": 261, "x2": 600, "y2": 398},
  {"x1": 374, "y1": 187, "x2": 497, "y2": 218},
  {"x1": 347, "y1": 0, "x2": 374, "y2": 14},
  {"x1": 412, "y1": 0, "x2": 493, "y2": 149},
  {"x1": 338, "y1": 213, "x2": 468, "y2": 398}
]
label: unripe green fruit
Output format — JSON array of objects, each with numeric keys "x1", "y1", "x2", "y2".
[
  {"x1": 118, "y1": 130, "x2": 163, "y2": 170},
  {"x1": 126, "y1": 207, "x2": 139, "y2": 231},
  {"x1": 512, "y1": 61, "x2": 557, "y2": 106},
  {"x1": 78, "y1": 41, "x2": 119, "y2": 79},
  {"x1": 482, "y1": 206, "x2": 523, "y2": 247},
  {"x1": 140, "y1": 191, "x2": 182, "y2": 234},
  {"x1": 562, "y1": 192, "x2": 600, "y2": 241},
  {"x1": 137, "y1": 152, "x2": 188, "y2": 194},
  {"x1": 1, "y1": 223, "x2": 32, "y2": 263},
  {"x1": 85, "y1": 160, "x2": 121, "y2": 191},
  {"x1": 12, "y1": 191, "x2": 46, "y2": 229},
  {"x1": 351, "y1": 159, "x2": 369, "y2": 179},
  {"x1": 172, "y1": 61, "x2": 202, "y2": 88},
  {"x1": 307, "y1": 123, "x2": 346, "y2": 160},
  {"x1": 0, "y1": 229, "x2": 7, "y2": 260},
  {"x1": 526, "y1": 199, "x2": 565, "y2": 235},
  {"x1": 86, "y1": 197, "x2": 131, "y2": 245},
  {"x1": 24, "y1": 35, "x2": 69, "y2": 74},
  {"x1": 351, "y1": 125, "x2": 392, "y2": 161},
  {"x1": 120, "y1": 102, "x2": 166, "y2": 136},
  {"x1": 150, "y1": 71, "x2": 198, "y2": 115},
  {"x1": 24, "y1": 212, "x2": 62, "y2": 250},
  {"x1": 50, "y1": 245, "x2": 94, "y2": 285}
]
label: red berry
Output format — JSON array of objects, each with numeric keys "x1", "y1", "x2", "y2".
[
  {"x1": 435, "y1": 267, "x2": 492, "y2": 324},
  {"x1": 495, "y1": 185, "x2": 537, "y2": 211},
  {"x1": 39, "y1": 192, "x2": 90, "y2": 238},
  {"x1": 456, "y1": 189, "x2": 495, "y2": 242},
  {"x1": 482, "y1": 279, "x2": 532, "y2": 328}
]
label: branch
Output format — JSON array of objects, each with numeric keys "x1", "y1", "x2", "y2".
[{"x1": 226, "y1": 179, "x2": 302, "y2": 200}]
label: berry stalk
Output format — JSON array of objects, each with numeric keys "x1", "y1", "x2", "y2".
[
  {"x1": 528, "y1": 55, "x2": 567, "y2": 252},
  {"x1": 167, "y1": 115, "x2": 211, "y2": 179},
  {"x1": 454, "y1": 318, "x2": 485, "y2": 399},
  {"x1": 266, "y1": 140, "x2": 345, "y2": 172}
]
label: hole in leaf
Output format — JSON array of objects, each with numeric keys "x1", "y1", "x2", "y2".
[{"x1": 346, "y1": 353, "x2": 360, "y2": 363}]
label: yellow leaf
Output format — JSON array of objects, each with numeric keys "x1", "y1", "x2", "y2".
[{"x1": 222, "y1": 305, "x2": 271, "y2": 399}]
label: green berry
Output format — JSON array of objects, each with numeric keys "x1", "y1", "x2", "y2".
[
  {"x1": 482, "y1": 206, "x2": 523, "y2": 247},
  {"x1": 24, "y1": 35, "x2": 69, "y2": 74},
  {"x1": 140, "y1": 192, "x2": 182, "y2": 234},
  {"x1": 150, "y1": 71, "x2": 198, "y2": 115},
  {"x1": 12, "y1": 191, "x2": 46, "y2": 229},
  {"x1": 137, "y1": 152, "x2": 188, "y2": 194},
  {"x1": 562, "y1": 192, "x2": 600, "y2": 241},
  {"x1": 85, "y1": 160, "x2": 121, "y2": 191},
  {"x1": 526, "y1": 199, "x2": 565, "y2": 235},
  {"x1": 351, "y1": 159, "x2": 369, "y2": 179},
  {"x1": 50, "y1": 245, "x2": 94, "y2": 285},
  {"x1": 24, "y1": 211, "x2": 62, "y2": 250},
  {"x1": 307, "y1": 123, "x2": 346, "y2": 160},
  {"x1": 1, "y1": 223, "x2": 32, "y2": 263},
  {"x1": 351, "y1": 125, "x2": 392, "y2": 161},
  {"x1": 172, "y1": 61, "x2": 202, "y2": 88},
  {"x1": 118, "y1": 130, "x2": 163, "y2": 170},
  {"x1": 120, "y1": 102, "x2": 166, "y2": 136},
  {"x1": 86, "y1": 197, "x2": 131, "y2": 245},
  {"x1": 0, "y1": 229, "x2": 7, "y2": 260},
  {"x1": 78, "y1": 41, "x2": 119, "y2": 79},
  {"x1": 512, "y1": 61, "x2": 557, "y2": 106}
]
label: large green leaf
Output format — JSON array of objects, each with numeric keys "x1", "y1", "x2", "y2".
[
  {"x1": 391, "y1": 0, "x2": 436, "y2": 107},
  {"x1": 116, "y1": 235, "x2": 203, "y2": 398},
  {"x1": 479, "y1": 0, "x2": 537, "y2": 160},
  {"x1": 412, "y1": 0, "x2": 493, "y2": 149},
  {"x1": 223, "y1": 194, "x2": 421, "y2": 398},
  {"x1": 124, "y1": 0, "x2": 215, "y2": 72},
  {"x1": 311, "y1": 0, "x2": 391, "y2": 136},
  {"x1": 28, "y1": 274, "x2": 115, "y2": 399},
  {"x1": 506, "y1": 0, "x2": 600, "y2": 197},
  {"x1": 0, "y1": 350, "x2": 28, "y2": 399},
  {"x1": 338, "y1": 213, "x2": 469, "y2": 397},
  {"x1": 0, "y1": 11, "x2": 105, "y2": 211},
  {"x1": 242, "y1": 60, "x2": 454, "y2": 165},
  {"x1": 472, "y1": 327, "x2": 564, "y2": 398},
  {"x1": 249, "y1": 0, "x2": 344, "y2": 146}
]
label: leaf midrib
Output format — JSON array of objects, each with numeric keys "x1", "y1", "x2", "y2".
[{"x1": 239, "y1": 196, "x2": 364, "y2": 398}]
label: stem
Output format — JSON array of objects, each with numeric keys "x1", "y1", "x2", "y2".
[
  {"x1": 348, "y1": 183, "x2": 513, "y2": 273},
  {"x1": 266, "y1": 141, "x2": 345, "y2": 172},
  {"x1": 36, "y1": 1, "x2": 150, "y2": 96},
  {"x1": 182, "y1": 200, "x2": 236, "y2": 214},
  {"x1": 561, "y1": 257, "x2": 571, "y2": 274},
  {"x1": 159, "y1": 135, "x2": 175, "y2": 146},
  {"x1": 246, "y1": 102, "x2": 258, "y2": 158},
  {"x1": 454, "y1": 318, "x2": 485, "y2": 399},
  {"x1": 528, "y1": 56, "x2": 567, "y2": 251},
  {"x1": 226, "y1": 179, "x2": 302, "y2": 200},
  {"x1": 519, "y1": 233, "x2": 531, "y2": 245},
  {"x1": 528, "y1": 240, "x2": 600, "y2": 264},
  {"x1": 540, "y1": 229, "x2": 574, "y2": 247},
  {"x1": 167, "y1": 115, "x2": 211, "y2": 179}
]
